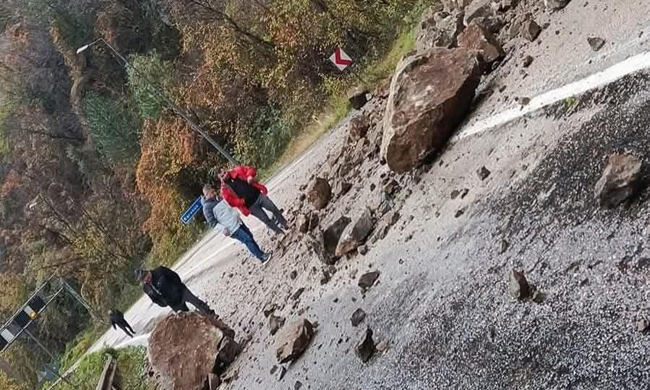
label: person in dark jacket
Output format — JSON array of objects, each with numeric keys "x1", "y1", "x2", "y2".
[
  {"x1": 134, "y1": 267, "x2": 214, "y2": 315},
  {"x1": 109, "y1": 309, "x2": 136, "y2": 338},
  {"x1": 214, "y1": 165, "x2": 288, "y2": 234}
]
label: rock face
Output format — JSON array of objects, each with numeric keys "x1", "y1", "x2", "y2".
[
  {"x1": 148, "y1": 313, "x2": 238, "y2": 390},
  {"x1": 457, "y1": 20, "x2": 503, "y2": 66},
  {"x1": 355, "y1": 327, "x2": 375, "y2": 363},
  {"x1": 307, "y1": 178, "x2": 332, "y2": 210},
  {"x1": 276, "y1": 319, "x2": 315, "y2": 363},
  {"x1": 381, "y1": 47, "x2": 481, "y2": 172},
  {"x1": 509, "y1": 269, "x2": 532, "y2": 300},
  {"x1": 594, "y1": 153, "x2": 642, "y2": 208},
  {"x1": 463, "y1": 0, "x2": 493, "y2": 26},
  {"x1": 335, "y1": 208, "x2": 375, "y2": 256}
]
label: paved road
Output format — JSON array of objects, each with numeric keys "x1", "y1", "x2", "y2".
[{"x1": 84, "y1": 2, "x2": 650, "y2": 389}]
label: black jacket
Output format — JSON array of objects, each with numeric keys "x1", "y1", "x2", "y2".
[
  {"x1": 109, "y1": 310, "x2": 126, "y2": 328},
  {"x1": 143, "y1": 266, "x2": 185, "y2": 309}
]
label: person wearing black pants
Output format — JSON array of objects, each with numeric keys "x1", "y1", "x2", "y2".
[
  {"x1": 109, "y1": 309, "x2": 136, "y2": 338},
  {"x1": 135, "y1": 267, "x2": 215, "y2": 315}
]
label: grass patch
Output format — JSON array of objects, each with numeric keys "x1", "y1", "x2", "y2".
[
  {"x1": 48, "y1": 347, "x2": 156, "y2": 390},
  {"x1": 58, "y1": 326, "x2": 107, "y2": 372}
]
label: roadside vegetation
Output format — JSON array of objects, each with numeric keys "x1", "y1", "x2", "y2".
[{"x1": 0, "y1": 0, "x2": 425, "y2": 387}]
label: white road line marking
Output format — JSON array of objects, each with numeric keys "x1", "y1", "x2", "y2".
[{"x1": 451, "y1": 50, "x2": 650, "y2": 142}]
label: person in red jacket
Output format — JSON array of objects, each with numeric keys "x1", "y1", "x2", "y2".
[{"x1": 216, "y1": 165, "x2": 288, "y2": 234}]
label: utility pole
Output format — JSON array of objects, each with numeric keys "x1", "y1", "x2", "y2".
[{"x1": 77, "y1": 38, "x2": 239, "y2": 165}]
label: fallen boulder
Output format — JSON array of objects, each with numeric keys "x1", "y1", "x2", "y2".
[
  {"x1": 359, "y1": 271, "x2": 381, "y2": 293},
  {"x1": 269, "y1": 315, "x2": 286, "y2": 336},
  {"x1": 381, "y1": 47, "x2": 481, "y2": 172},
  {"x1": 355, "y1": 327, "x2": 375, "y2": 363},
  {"x1": 307, "y1": 177, "x2": 332, "y2": 210},
  {"x1": 276, "y1": 319, "x2": 315, "y2": 363},
  {"x1": 509, "y1": 269, "x2": 532, "y2": 300},
  {"x1": 594, "y1": 153, "x2": 642, "y2": 208},
  {"x1": 323, "y1": 216, "x2": 352, "y2": 257},
  {"x1": 148, "y1": 312, "x2": 238, "y2": 390},
  {"x1": 544, "y1": 0, "x2": 570, "y2": 10},
  {"x1": 520, "y1": 19, "x2": 541, "y2": 42},
  {"x1": 351, "y1": 308, "x2": 367, "y2": 327},
  {"x1": 457, "y1": 20, "x2": 504, "y2": 67},
  {"x1": 587, "y1": 37, "x2": 606, "y2": 52},
  {"x1": 349, "y1": 114, "x2": 371, "y2": 143},
  {"x1": 416, "y1": 7, "x2": 464, "y2": 52},
  {"x1": 336, "y1": 208, "x2": 376, "y2": 256}
]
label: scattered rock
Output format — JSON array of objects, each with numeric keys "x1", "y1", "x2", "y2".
[
  {"x1": 276, "y1": 319, "x2": 315, "y2": 363},
  {"x1": 323, "y1": 216, "x2": 352, "y2": 258},
  {"x1": 269, "y1": 315, "x2": 286, "y2": 336},
  {"x1": 594, "y1": 153, "x2": 642, "y2": 208},
  {"x1": 636, "y1": 316, "x2": 649, "y2": 333},
  {"x1": 355, "y1": 327, "x2": 375, "y2": 363},
  {"x1": 348, "y1": 89, "x2": 369, "y2": 110},
  {"x1": 291, "y1": 287, "x2": 305, "y2": 301},
  {"x1": 520, "y1": 20, "x2": 541, "y2": 42},
  {"x1": 416, "y1": 9, "x2": 465, "y2": 51},
  {"x1": 544, "y1": 0, "x2": 571, "y2": 11},
  {"x1": 499, "y1": 239, "x2": 509, "y2": 254},
  {"x1": 454, "y1": 208, "x2": 465, "y2": 218},
  {"x1": 358, "y1": 271, "x2": 380, "y2": 292},
  {"x1": 531, "y1": 290, "x2": 545, "y2": 304},
  {"x1": 263, "y1": 303, "x2": 278, "y2": 318},
  {"x1": 307, "y1": 178, "x2": 332, "y2": 210},
  {"x1": 457, "y1": 20, "x2": 504, "y2": 67},
  {"x1": 376, "y1": 340, "x2": 389, "y2": 353},
  {"x1": 349, "y1": 114, "x2": 371, "y2": 142},
  {"x1": 451, "y1": 189, "x2": 461, "y2": 199},
  {"x1": 320, "y1": 269, "x2": 332, "y2": 285},
  {"x1": 463, "y1": 0, "x2": 493, "y2": 26},
  {"x1": 270, "y1": 365, "x2": 278, "y2": 375},
  {"x1": 381, "y1": 47, "x2": 481, "y2": 172},
  {"x1": 460, "y1": 188, "x2": 469, "y2": 198},
  {"x1": 522, "y1": 55, "x2": 534, "y2": 68},
  {"x1": 294, "y1": 381, "x2": 303, "y2": 390},
  {"x1": 336, "y1": 208, "x2": 376, "y2": 256},
  {"x1": 289, "y1": 270, "x2": 298, "y2": 280},
  {"x1": 358, "y1": 245, "x2": 369, "y2": 255},
  {"x1": 276, "y1": 365, "x2": 287, "y2": 381},
  {"x1": 334, "y1": 181, "x2": 353, "y2": 198},
  {"x1": 477, "y1": 166, "x2": 491, "y2": 180},
  {"x1": 383, "y1": 179, "x2": 402, "y2": 197},
  {"x1": 509, "y1": 269, "x2": 532, "y2": 300},
  {"x1": 351, "y1": 308, "x2": 367, "y2": 327},
  {"x1": 587, "y1": 37, "x2": 606, "y2": 52}
]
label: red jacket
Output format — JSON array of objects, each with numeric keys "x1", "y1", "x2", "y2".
[{"x1": 220, "y1": 166, "x2": 268, "y2": 216}]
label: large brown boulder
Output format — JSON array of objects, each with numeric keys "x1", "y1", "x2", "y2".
[
  {"x1": 148, "y1": 313, "x2": 238, "y2": 390},
  {"x1": 381, "y1": 48, "x2": 481, "y2": 172},
  {"x1": 336, "y1": 208, "x2": 375, "y2": 256},
  {"x1": 276, "y1": 318, "x2": 315, "y2": 363},
  {"x1": 594, "y1": 153, "x2": 642, "y2": 208},
  {"x1": 307, "y1": 177, "x2": 332, "y2": 210}
]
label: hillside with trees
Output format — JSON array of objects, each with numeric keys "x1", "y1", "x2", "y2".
[{"x1": 0, "y1": 0, "x2": 420, "y2": 386}]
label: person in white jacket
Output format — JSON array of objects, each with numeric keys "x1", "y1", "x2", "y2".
[{"x1": 201, "y1": 184, "x2": 272, "y2": 263}]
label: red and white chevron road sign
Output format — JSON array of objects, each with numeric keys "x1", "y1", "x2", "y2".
[{"x1": 329, "y1": 48, "x2": 353, "y2": 71}]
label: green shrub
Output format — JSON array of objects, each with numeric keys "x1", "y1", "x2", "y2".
[
  {"x1": 234, "y1": 106, "x2": 291, "y2": 169},
  {"x1": 83, "y1": 93, "x2": 140, "y2": 165},
  {"x1": 128, "y1": 52, "x2": 174, "y2": 120}
]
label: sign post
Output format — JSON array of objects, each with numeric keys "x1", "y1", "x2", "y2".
[
  {"x1": 329, "y1": 47, "x2": 365, "y2": 85},
  {"x1": 181, "y1": 197, "x2": 203, "y2": 225}
]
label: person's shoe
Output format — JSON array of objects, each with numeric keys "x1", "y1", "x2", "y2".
[{"x1": 261, "y1": 252, "x2": 274, "y2": 265}]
